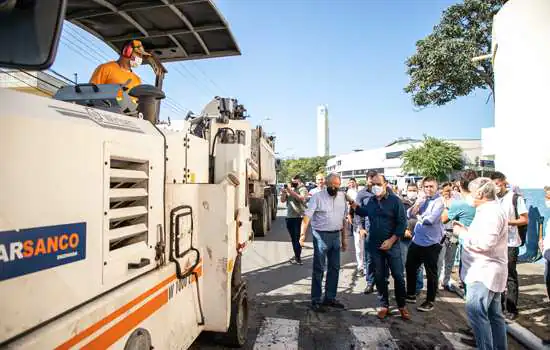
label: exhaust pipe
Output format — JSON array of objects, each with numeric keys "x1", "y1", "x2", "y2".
[{"x1": 129, "y1": 84, "x2": 166, "y2": 124}]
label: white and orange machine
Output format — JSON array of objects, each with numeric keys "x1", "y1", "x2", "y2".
[{"x1": 0, "y1": 0, "x2": 276, "y2": 349}]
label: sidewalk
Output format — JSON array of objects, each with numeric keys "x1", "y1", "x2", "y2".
[
  {"x1": 515, "y1": 262, "x2": 549, "y2": 342},
  {"x1": 451, "y1": 261, "x2": 549, "y2": 348}
]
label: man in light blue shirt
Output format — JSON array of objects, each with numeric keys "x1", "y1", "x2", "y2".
[
  {"x1": 405, "y1": 176, "x2": 445, "y2": 312},
  {"x1": 300, "y1": 173, "x2": 348, "y2": 313}
]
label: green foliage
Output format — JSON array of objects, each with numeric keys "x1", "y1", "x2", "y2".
[
  {"x1": 401, "y1": 136, "x2": 464, "y2": 181},
  {"x1": 404, "y1": 0, "x2": 506, "y2": 107},
  {"x1": 278, "y1": 156, "x2": 332, "y2": 183},
  {"x1": 357, "y1": 179, "x2": 366, "y2": 186}
]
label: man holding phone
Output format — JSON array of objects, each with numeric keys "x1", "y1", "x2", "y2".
[
  {"x1": 351, "y1": 174, "x2": 410, "y2": 320},
  {"x1": 280, "y1": 175, "x2": 309, "y2": 265}
]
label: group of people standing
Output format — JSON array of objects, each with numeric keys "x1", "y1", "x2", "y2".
[{"x1": 281, "y1": 168, "x2": 548, "y2": 350}]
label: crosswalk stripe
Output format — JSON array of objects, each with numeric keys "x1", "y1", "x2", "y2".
[
  {"x1": 253, "y1": 317, "x2": 300, "y2": 350},
  {"x1": 350, "y1": 326, "x2": 399, "y2": 350}
]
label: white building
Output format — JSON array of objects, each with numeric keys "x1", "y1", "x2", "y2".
[
  {"x1": 481, "y1": 0, "x2": 550, "y2": 190},
  {"x1": 325, "y1": 138, "x2": 483, "y2": 185},
  {"x1": 0, "y1": 70, "x2": 67, "y2": 97},
  {"x1": 316, "y1": 105, "x2": 329, "y2": 156}
]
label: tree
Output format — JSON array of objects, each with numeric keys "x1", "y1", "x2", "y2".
[
  {"x1": 401, "y1": 136, "x2": 464, "y2": 181},
  {"x1": 404, "y1": 0, "x2": 506, "y2": 107},
  {"x1": 278, "y1": 156, "x2": 332, "y2": 183}
]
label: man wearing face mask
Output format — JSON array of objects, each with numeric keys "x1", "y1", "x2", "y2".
[
  {"x1": 405, "y1": 176, "x2": 445, "y2": 312},
  {"x1": 300, "y1": 173, "x2": 348, "y2": 312},
  {"x1": 490, "y1": 171, "x2": 528, "y2": 320},
  {"x1": 351, "y1": 174, "x2": 410, "y2": 320},
  {"x1": 354, "y1": 170, "x2": 378, "y2": 293},
  {"x1": 400, "y1": 182, "x2": 424, "y2": 295},
  {"x1": 280, "y1": 175, "x2": 309, "y2": 265},
  {"x1": 90, "y1": 40, "x2": 150, "y2": 102}
]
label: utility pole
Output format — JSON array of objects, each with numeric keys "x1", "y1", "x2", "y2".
[{"x1": 74, "y1": 73, "x2": 78, "y2": 84}]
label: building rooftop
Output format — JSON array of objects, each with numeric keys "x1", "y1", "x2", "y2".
[{"x1": 0, "y1": 70, "x2": 69, "y2": 97}]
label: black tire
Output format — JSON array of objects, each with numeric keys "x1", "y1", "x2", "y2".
[
  {"x1": 252, "y1": 199, "x2": 268, "y2": 237},
  {"x1": 222, "y1": 284, "x2": 249, "y2": 348}
]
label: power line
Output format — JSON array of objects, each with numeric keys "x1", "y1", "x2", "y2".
[
  {"x1": 190, "y1": 61, "x2": 228, "y2": 96},
  {"x1": 61, "y1": 39, "x2": 101, "y2": 65},
  {"x1": 63, "y1": 29, "x2": 112, "y2": 63},
  {"x1": 64, "y1": 26, "x2": 115, "y2": 62},
  {"x1": 47, "y1": 69, "x2": 76, "y2": 84}
]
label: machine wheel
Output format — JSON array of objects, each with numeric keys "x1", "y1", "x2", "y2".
[
  {"x1": 252, "y1": 199, "x2": 268, "y2": 237},
  {"x1": 124, "y1": 328, "x2": 152, "y2": 350},
  {"x1": 221, "y1": 284, "x2": 249, "y2": 348}
]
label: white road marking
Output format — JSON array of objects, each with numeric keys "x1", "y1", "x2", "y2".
[
  {"x1": 253, "y1": 317, "x2": 299, "y2": 350},
  {"x1": 441, "y1": 331, "x2": 476, "y2": 349},
  {"x1": 350, "y1": 326, "x2": 399, "y2": 350}
]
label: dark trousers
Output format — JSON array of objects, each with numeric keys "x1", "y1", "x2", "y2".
[
  {"x1": 406, "y1": 242, "x2": 442, "y2": 302},
  {"x1": 502, "y1": 247, "x2": 519, "y2": 314},
  {"x1": 363, "y1": 238, "x2": 376, "y2": 286},
  {"x1": 286, "y1": 217, "x2": 302, "y2": 262},
  {"x1": 369, "y1": 243, "x2": 407, "y2": 308},
  {"x1": 545, "y1": 260, "x2": 550, "y2": 300}
]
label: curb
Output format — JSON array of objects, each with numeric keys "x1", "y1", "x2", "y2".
[{"x1": 449, "y1": 279, "x2": 550, "y2": 350}]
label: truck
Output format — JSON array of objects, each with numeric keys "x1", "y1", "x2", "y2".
[
  {"x1": 0, "y1": 0, "x2": 275, "y2": 349},
  {"x1": 185, "y1": 98, "x2": 278, "y2": 237}
]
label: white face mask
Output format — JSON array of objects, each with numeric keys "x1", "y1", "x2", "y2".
[
  {"x1": 545, "y1": 200, "x2": 550, "y2": 208},
  {"x1": 130, "y1": 56, "x2": 142, "y2": 68},
  {"x1": 372, "y1": 185, "x2": 383, "y2": 196},
  {"x1": 407, "y1": 191, "x2": 418, "y2": 200}
]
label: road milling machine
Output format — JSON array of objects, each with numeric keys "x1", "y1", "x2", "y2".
[{"x1": 0, "y1": 0, "x2": 277, "y2": 349}]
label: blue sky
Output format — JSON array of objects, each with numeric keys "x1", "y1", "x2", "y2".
[{"x1": 51, "y1": 0, "x2": 494, "y2": 158}]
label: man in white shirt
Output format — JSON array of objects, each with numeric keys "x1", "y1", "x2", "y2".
[
  {"x1": 453, "y1": 177, "x2": 508, "y2": 350},
  {"x1": 491, "y1": 172, "x2": 528, "y2": 320}
]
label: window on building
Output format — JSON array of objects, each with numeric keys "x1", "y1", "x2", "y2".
[
  {"x1": 342, "y1": 170, "x2": 353, "y2": 176},
  {"x1": 385, "y1": 151, "x2": 404, "y2": 159},
  {"x1": 337, "y1": 160, "x2": 342, "y2": 166},
  {"x1": 354, "y1": 169, "x2": 366, "y2": 176},
  {"x1": 368, "y1": 168, "x2": 384, "y2": 174}
]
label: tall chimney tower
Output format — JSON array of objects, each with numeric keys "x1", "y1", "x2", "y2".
[{"x1": 317, "y1": 105, "x2": 329, "y2": 156}]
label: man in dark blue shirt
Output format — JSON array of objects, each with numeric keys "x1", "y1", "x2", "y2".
[{"x1": 352, "y1": 174, "x2": 410, "y2": 320}]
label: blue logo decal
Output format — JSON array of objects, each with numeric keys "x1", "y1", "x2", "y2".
[{"x1": 0, "y1": 222, "x2": 86, "y2": 281}]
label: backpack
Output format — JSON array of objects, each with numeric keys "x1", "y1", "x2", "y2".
[{"x1": 512, "y1": 193, "x2": 528, "y2": 247}]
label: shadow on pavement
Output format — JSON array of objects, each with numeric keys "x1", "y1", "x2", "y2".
[
  {"x1": 515, "y1": 267, "x2": 550, "y2": 341},
  {"x1": 241, "y1": 247, "x2": 479, "y2": 349}
]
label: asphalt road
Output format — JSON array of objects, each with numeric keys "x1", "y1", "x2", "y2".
[{"x1": 192, "y1": 208, "x2": 522, "y2": 349}]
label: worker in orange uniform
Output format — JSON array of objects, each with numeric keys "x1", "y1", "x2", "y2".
[{"x1": 90, "y1": 40, "x2": 150, "y2": 99}]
